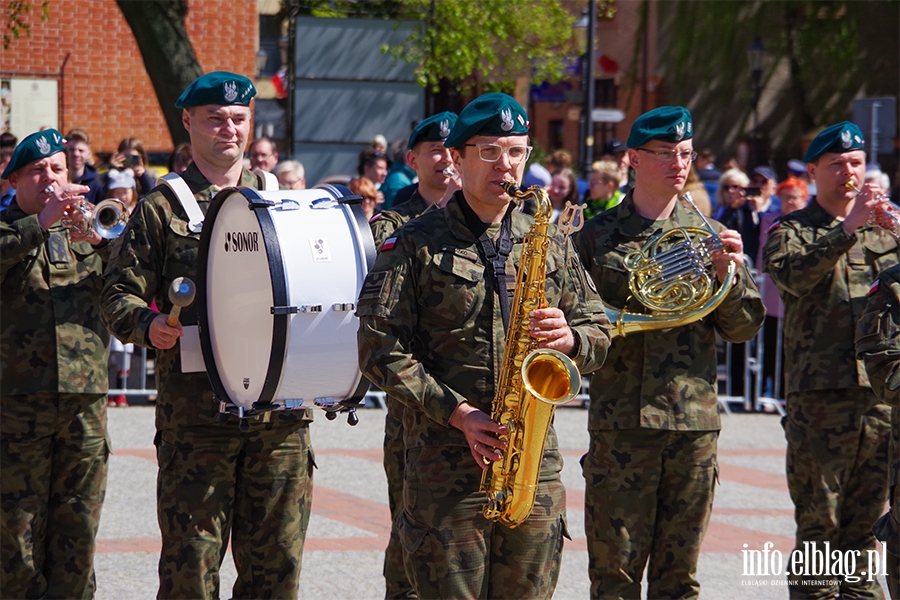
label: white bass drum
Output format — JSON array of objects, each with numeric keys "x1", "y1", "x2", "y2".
[{"x1": 197, "y1": 184, "x2": 375, "y2": 424}]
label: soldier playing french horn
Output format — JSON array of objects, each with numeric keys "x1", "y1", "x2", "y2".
[
  {"x1": 573, "y1": 106, "x2": 765, "y2": 599},
  {"x1": 357, "y1": 92, "x2": 611, "y2": 599}
]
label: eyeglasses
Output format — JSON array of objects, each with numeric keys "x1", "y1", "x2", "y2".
[
  {"x1": 637, "y1": 148, "x2": 698, "y2": 164},
  {"x1": 464, "y1": 143, "x2": 532, "y2": 164},
  {"x1": 722, "y1": 185, "x2": 746, "y2": 193}
]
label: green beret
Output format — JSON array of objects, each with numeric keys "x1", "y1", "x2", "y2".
[
  {"x1": 802, "y1": 121, "x2": 865, "y2": 163},
  {"x1": 444, "y1": 93, "x2": 529, "y2": 148},
  {"x1": 407, "y1": 112, "x2": 458, "y2": 150},
  {"x1": 627, "y1": 106, "x2": 693, "y2": 148},
  {"x1": 175, "y1": 71, "x2": 256, "y2": 109},
  {"x1": 1, "y1": 128, "x2": 66, "y2": 180}
]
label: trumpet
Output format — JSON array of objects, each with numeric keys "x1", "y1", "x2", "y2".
[
  {"x1": 845, "y1": 180, "x2": 900, "y2": 240},
  {"x1": 60, "y1": 198, "x2": 129, "y2": 239}
]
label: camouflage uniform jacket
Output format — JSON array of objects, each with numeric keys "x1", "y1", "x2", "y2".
[
  {"x1": 1, "y1": 200, "x2": 112, "y2": 394},
  {"x1": 369, "y1": 189, "x2": 437, "y2": 249},
  {"x1": 101, "y1": 163, "x2": 309, "y2": 430},
  {"x1": 762, "y1": 197, "x2": 900, "y2": 395},
  {"x1": 357, "y1": 192, "x2": 611, "y2": 448},
  {"x1": 856, "y1": 264, "x2": 900, "y2": 490},
  {"x1": 574, "y1": 192, "x2": 765, "y2": 432}
]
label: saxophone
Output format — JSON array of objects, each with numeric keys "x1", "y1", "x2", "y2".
[{"x1": 479, "y1": 181, "x2": 582, "y2": 528}]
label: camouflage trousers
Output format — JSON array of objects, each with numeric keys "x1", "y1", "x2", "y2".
[
  {"x1": 398, "y1": 445, "x2": 568, "y2": 599},
  {"x1": 876, "y1": 407, "x2": 900, "y2": 600},
  {"x1": 582, "y1": 429, "x2": 718, "y2": 600},
  {"x1": 0, "y1": 392, "x2": 109, "y2": 600},
  {"x1": 155, "y1": 421, "x2": 314, "y2": 600},
  {"x1": 383, "y1": 398, "x2": 415, "y2": 599},
  {"x1": 783, "y1": 389, "x2": 890, "y2": 599}
]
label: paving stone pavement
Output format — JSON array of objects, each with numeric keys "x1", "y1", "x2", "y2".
[{"x1": 94, "y1": 404, "x2": 888, "y2": 599}]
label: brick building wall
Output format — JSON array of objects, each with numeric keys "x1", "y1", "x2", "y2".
[{"x1": 0, "y1": 0, "x2": 257, "y2": 157}]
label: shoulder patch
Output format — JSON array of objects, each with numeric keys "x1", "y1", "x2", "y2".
[
  {"x1": 369, "y1": 214, "x2": 382, "y2": 223},
  {"x1": 868, "y1": 279, "x2": 880, "y2": 296},
  {"x1": 766, "y1": 220, "x2": 781, "y2": 235},
  {"x1": 381, "y1": 237, "x2": 397, "y2": 251}
]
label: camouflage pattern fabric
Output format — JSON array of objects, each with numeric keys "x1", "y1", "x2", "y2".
[
  {"x1": 762, "y1": 197, "x2": 900, "y2": 394},
  {"x1": 0, "y1": 393, "x2": 109, "y2": 599},
  {"x1": 1, "y1": 203, "x2": 112, "y2": 395},
  {"x1": 156, "y1": 423, "x2": 313, "y2": 600},
  {"x1": 369, "y1": 188, "x2": 438, "y2": 250},
  {"x1": 1, "y1": 200, "x2": 112, "y2": 599},
  {"x1": 573, "y1": 192, "x2": 765, "y2": 432},
  {"x1": 581, "y1": 429, "x2": 717, "y2": 599},
  {"x1": 101, "y1": 163, "x2": 313, "y2": 599},
  {"x1": 399, "y1": 444, "x2": 567, "y2": 599},
  {"x1": 856, "y1": 264, "x2": 900, "y2": 599},
  {"x1": 358, "y1": 191, "x2": 611, "y2": 597},
  {"x1": 573, "y1": 192, "x2": 763, "y2": 598},
  {"x1": 762, "y1": 197, "x2": 898, "y2": 598},
  {"x1": 369, "y1": 188, "x2": 437, "y2": 599},
  {"x1": 782, "y1": 389, "x2": 889, "y2": 598}
]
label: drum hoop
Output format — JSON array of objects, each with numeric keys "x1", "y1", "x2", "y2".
[{"x1": 197, "y1": 186, "x2": 290, "y2": 412}]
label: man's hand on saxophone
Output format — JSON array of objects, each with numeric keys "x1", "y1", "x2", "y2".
[
  {"x1": 448, "y1": 403, "x2": 507, "y2": 471},
  {"x1": 529, "y1": 307, "x2": 577, "y2": 356}
]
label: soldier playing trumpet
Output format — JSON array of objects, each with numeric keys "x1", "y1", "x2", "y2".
[
  {"x1": 762, "y1": 121, "x2": 897, "y2": 597},
  {"x1": 0, "y1": 129, "x2": 112, "y2": 599}
]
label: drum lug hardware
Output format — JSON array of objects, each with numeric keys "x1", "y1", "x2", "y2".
[
  {"x1": 299, "y1": 305, "x2": 322, "y2": 313},
  {"x1": 271, "y1": 305, "x2": 300, "y2": 315},
  {"x1": 332, "y1": 302, "x2": 355, "y2": 312},
  {"x1": 248, "y1": 199, "x2": 276, "y2": 208}
]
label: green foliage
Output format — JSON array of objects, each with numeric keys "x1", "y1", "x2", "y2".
[
  {"x1": 4, "y1": 0, "x2": 49, "y2": 50},
  {"x1": 279, "y1": 0, "x2": 593, "y2": 95},
  {"x1": 387, "y1": 0, "x2": 576, "y2": 94}
]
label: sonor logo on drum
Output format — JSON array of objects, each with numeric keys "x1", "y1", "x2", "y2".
[{"x1": 225, "y1": 231, "x2": 260, "y2": 252}]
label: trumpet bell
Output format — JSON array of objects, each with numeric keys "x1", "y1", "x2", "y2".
[{"x1": 92, "y1": 198, "x2": 128, "y2": 239}]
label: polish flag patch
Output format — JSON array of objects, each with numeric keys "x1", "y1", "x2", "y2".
[
  {"x1": 766, "y1": 221, "x2": 781, "y2": 234},
  {"x1": 381, "y1": 237, "x2": 397, "y2": 251},
  {"x1": 868, "y1": 279, "x2": 880, "y2": 296}
]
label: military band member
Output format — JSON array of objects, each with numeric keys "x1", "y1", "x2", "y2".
[
  {"x1": 357, "y1": 93, "x2": 611, "y2": 599},
  {"x1": 856, "y1": 264, "x2": 900, "y2": 600},
  {"x1": 1, "y1": 129, "x2": 111, "y2": 599},
  {"x1": 763, "y1": 122, "x2": 895, "y2": 598},
  {"x1": 574, "y1": 107, "x2": 765, "y2": 599},
  {"x1": 368, "y1": 110, "x2": 457, "y2": 599},
  {"x1": 101, "y1": 72, "x2": 314, "y2": 600}
]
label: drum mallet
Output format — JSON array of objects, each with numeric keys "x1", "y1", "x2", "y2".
[{"x1": 166, "y1": 277, "x2": 196, "y2": 327}]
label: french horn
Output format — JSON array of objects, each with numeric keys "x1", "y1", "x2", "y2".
[{"x1": 603, "y1": 192, "x2": 736, "y2": 338}]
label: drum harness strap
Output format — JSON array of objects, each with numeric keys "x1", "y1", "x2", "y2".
[{"x1": 158, "y1": 170, "x2": 279, "y2": 233}]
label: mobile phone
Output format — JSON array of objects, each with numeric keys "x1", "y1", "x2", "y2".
[
  {"x1": 744, "y1": 186, "x2": 761, "y2": 196},
  {"x1": 122, "y1": 154, "x2": 140, "y2": 167}
]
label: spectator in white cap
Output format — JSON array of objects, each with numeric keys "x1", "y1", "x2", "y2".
[{"x1": 105, "y1": 168, "x2": 139, "y2": 215}]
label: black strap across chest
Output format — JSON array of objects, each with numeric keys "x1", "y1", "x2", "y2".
[{"x1": 460, "y1": 196, "x2": 515, "y2": 330}]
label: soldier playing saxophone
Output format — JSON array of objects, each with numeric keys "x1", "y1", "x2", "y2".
[{"x1": 357, "y1": 93, "x2": 611, "y2": 599}]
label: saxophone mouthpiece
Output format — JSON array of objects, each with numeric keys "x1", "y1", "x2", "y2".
[
  {"x1": 442, "y1": 167, "x2": 454, "y2": 177},
  {"x1": 501, "y1": 180, "x2": 521, "y2": 195}
]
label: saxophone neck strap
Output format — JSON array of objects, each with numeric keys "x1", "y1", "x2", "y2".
[{"x1": 460, "y1": 196, "x2": 515, "y2": 330}]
